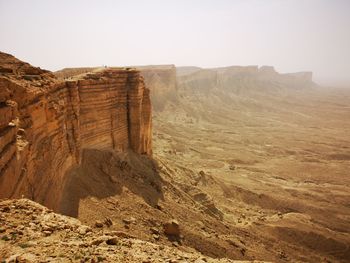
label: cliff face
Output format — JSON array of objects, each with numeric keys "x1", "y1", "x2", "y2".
[
  {"x1": 54, "y1": 65, "x2": 178, "y2": 112},
  {"x1": 0, "y1": 52, "x2": 152, "y2": 209}
]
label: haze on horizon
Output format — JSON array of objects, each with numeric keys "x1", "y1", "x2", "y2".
[{"x1": 0, "y1": 0, "x2": 349, "y2": 86}]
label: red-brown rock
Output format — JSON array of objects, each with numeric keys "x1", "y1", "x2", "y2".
[{"x1": 0, "y1": 51, "x2": 152, "y2": 209}]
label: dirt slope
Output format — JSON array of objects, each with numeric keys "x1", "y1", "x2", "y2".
[{"x1": 1, "y1": 199, "x2": 265, "y2": 262}]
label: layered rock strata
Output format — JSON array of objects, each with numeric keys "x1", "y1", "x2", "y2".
[
  {"x1": 55, "y1": 65, "x2": 177, "y2": 112},
  {"x1": 0, "y1": 52, "x2": 152, "y2": 209}
]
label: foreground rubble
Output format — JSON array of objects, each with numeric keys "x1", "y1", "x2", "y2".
[{"x1": 0, "y1": 199, "x2": 265, "y2": 263}]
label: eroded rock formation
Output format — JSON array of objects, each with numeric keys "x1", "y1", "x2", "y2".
[{"x1": 0, "y1": 52, "x2": 152, "y2": 209}]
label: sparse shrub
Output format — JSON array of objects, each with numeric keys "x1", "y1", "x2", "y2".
[
  {"x1": 1, "y1": 235, "x2": 9, "y2": 241},
  {"x1": 18, "y1": 242, "x2": 31, "y2": 248}
]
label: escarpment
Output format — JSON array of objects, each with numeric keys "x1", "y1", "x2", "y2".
[
  {"x1": 0, "y1": 52, "x2": 152, "y2": 209},
  {"x1": 55, "y1": 65, "x2": 178, "y2": 112},
  {"x1": 177, "y1": 65, "x2": 315, "y2": 96}
]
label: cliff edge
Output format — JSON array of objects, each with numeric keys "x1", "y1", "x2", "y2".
[{"x1": 0, "y1": 52, "x2": 152, "y2": 209}]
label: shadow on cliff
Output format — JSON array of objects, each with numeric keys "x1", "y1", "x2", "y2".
[{"x1": 59, "y1": 149, "x2": 164, "y2": 218}]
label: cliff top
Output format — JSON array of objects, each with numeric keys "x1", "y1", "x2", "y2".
[
  {"x1": 0, "y1": 52, "x2": 144, "y2": 102},
  {"x1": 0, "y1": 52, "x2": 57, "y2": 104},
  {"x1": 0, "y1": 52, "x2": 50, "y2": 76}
]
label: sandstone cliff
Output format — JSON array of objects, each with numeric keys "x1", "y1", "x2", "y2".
[
  {"x1": 55, "y1": 65, "x2": 178, "y2": 112},
  {"x1": 0, "y1": 52, "x2": 152, "y2": 209}
]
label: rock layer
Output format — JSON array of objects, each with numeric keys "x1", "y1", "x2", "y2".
[
  {"x1": 0, "y1": 52, "x2": 152, "y2": 209},
  {"x1": 55, "y1": 65, "x2": 178, "y2": 112}
]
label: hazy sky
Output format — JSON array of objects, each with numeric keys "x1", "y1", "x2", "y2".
[{"x1": 0, "y1": 0, "x2": 349, "y2": 85}]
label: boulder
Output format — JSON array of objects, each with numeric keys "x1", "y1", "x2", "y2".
[{"x1": 163, "y1": 219, "x2": 180, "y2": 236}]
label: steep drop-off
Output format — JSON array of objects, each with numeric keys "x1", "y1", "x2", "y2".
[
  {"x1": 137, "y1": 65, "x2": 178, "y2": 111},
  {"x1": 55, "y1": 65, "x2": 178, "y2": 112},
  {"x1": 0, "y1": 52, "x2": 152, "y2": 210}
]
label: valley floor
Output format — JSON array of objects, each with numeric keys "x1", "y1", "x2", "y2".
[
  {"x1": 2, "y1": 87, "x2": 349, "y2": 263},
  {"x1": 153, "y1": 87, "x2": 350, "y2": 262}
]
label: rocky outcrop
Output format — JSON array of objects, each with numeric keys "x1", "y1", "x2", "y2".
[
  {"x1": 0, "y1": 199, "x2": 242, "y2": 262},
  {"x1": 66, "y1": 69, "x2": 152, "y2": 154},
  {"x1": 0, "y1": 52, "x2": 152, "y2": 209}
]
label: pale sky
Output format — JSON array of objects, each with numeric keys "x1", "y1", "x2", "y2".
[{"x1": 0, "y1": 0, "x2": 349, "y2": 85}]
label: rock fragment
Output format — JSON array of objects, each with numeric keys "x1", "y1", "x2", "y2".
[{"x1": 163, "y1": 219, "x2": 180, "y2": 236}]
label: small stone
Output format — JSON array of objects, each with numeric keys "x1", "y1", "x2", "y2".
[
  {"x1": 90, "y1": 237, "x2": 106, "y2": 246},
  {"x1": 150, "y1": 227, "x2": 160, "y2": 234},
  {"x1": 279, "y1": 251, "x2": 287, "y2": 259},
  {"x1": 77, "y1": 226, "x2": 91, "y2": 235},
  {"x1": 122, "y1": 217, "x2": 136, "y2": 225},
  {"x1": 42, "y1": 225, "x2": 54, "y2": 232},
  {"x1": 95, "y1": 221, "x2": 103, "y2": 228},
  {"x1": 17, "y1": 225, "x2": 25, "y2": 230},
  {"x1": 106, "y1": 237, "x2": 119, "y2": 245},
  {"x1": 172, "y1": 241, "x2": 179, "y2": 247},
  {"x1": 43, "y1": 230, "x2": 52, "y2": 236},
  {"x1": 163, "y1": 219, "x2": 180, "y2": 236}
]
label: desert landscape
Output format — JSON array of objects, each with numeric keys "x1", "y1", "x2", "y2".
[
  {"x1": 1, "y1": 1, "x2": 350, "y2": 262},
  {"x1": 1, "y1": 52, "x2": 349, "y2": 262}
]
